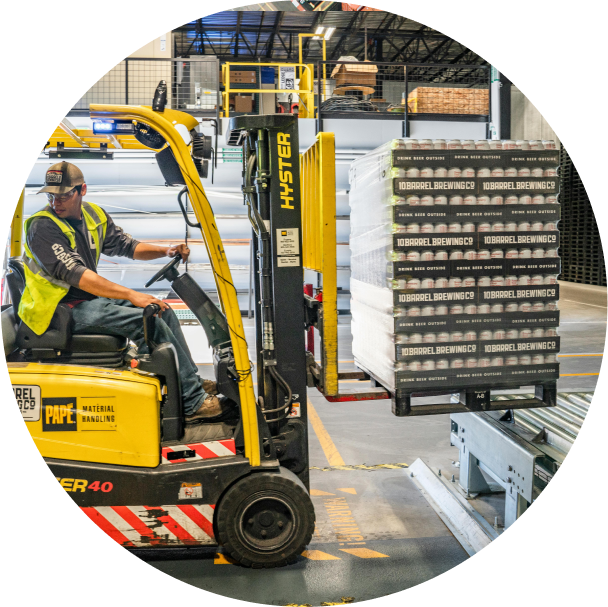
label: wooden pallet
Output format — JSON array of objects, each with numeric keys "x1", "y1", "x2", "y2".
[{"x1": 405, "y1": 86, "x2": 489, "y2": 115}]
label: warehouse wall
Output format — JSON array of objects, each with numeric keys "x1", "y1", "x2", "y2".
[
  {"x1": 130, "y1": 33, "x2": 172, "y2": 59},
  {"x1": 510, "y1": 87, "x2": 606, "y2": 287},
  {"x1": 559, "y1": 147, "x2": 606, "y2": 287},
  {"x1": 73, "y1": 33, "x2": 173, "y2": 110},
  {"x1": 511, "y1": 85, "x2": 559, "y2": 144}
]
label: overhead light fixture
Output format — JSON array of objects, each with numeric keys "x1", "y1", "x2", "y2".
[
  {"x1": 324, "y1": 27, "x2": 335, "y2": 40},
  {"x1": 315, "y1": 26, "x2": 325, "y2": 35}
]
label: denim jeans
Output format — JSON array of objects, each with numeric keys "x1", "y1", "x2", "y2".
[{"x1": 71, "y1": 298, "x2": 205, "y2": 415}]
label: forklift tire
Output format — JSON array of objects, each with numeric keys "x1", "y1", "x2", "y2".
[{"x1": 215, "y1": 468, "x2": 315, "y2": 568}]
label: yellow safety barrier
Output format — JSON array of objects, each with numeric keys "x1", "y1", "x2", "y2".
[
  {"x1": 11, "y1": 189, "x2": 24, "y2": 258},
  {"x1": 300, "y1": 132, "x2": 337, "y2": 396},
  {"x1": 298, "y1": 33, "x2": 327, "y2": 106},
  {"x1": 221, "y1": 62, "x2": 315, "y2": 118}
]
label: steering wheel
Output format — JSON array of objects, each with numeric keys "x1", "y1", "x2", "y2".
[{"x1": 145, "y1": 254, "x2": 182, "y2": 288}]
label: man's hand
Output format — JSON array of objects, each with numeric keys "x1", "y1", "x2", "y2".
[
  {"x1": 167, "y1": 243, "x2": 190, "y2": 262},
  {"x1": 128, "y1": 291, "x2": 169, "y2": 314},
  {"x1": 77, "y1": 270, "x2": 168, "y2": 316}
]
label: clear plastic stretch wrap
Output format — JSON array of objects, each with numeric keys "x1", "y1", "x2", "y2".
[{"x1": 349, "y1": 138, "x2": 561, "y2": 394}]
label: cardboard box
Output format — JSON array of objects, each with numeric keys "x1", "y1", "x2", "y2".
[
  {"x1": 330, "y1": 61, "x2": 378, "y2": 88},
  {"x1": 229, "y1": 70, "x2": 257, "y2": 84},
  {"x1": 234, "y1": 95, "x2": 253, "y2": 113}
]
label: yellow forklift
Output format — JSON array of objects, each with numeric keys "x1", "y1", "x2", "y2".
[{"x1": 3, "y1": 88, "x2": 316, "y2": 568}]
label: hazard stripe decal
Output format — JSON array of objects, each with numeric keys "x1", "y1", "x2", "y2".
[
  {"x1": 177, "y1": 504, "x2": 215, "y2": 539},
  {"x1": 81, "y1": 504, "x2": 216, "y2": 548},
  {"x1": 81, "y1": 507, "x2": 136, "y2": 548},
  {"x1": 161, "y1": 439, "x2": 236, "y2": 465},
  {"x1": 111, "y1": 506, "x2": 165, "y2": 547},
  {"x1": 143, "y1": 506, "x2": 198, "y2": 546}
]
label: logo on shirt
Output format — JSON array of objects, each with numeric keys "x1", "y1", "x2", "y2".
[{"x1": 52, "y1": 243, "x2": 78, "y2": 270}]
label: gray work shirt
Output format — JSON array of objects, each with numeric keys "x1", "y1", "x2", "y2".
[{"x1": 26, "y1": 206, "x2": 140, "y2": 304}]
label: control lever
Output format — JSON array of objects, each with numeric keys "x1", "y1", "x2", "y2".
[{"x1": 143, "y1": 304, "x2": 161, "y2": 352}]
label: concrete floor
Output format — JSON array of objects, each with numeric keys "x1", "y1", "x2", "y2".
[{"x1": 142, "y1": 290, "x2": 605, "y2": 604}]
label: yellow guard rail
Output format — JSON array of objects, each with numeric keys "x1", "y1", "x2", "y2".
[
  {"x1": 300, "y1": 132, "x2": 338, "y2": 396},
  {"x1": 221, "y1": 62, "x2": 315, "y2": 118},
  {"x1": 11, "y1": 189, "x2": 24, "y2": 258}
]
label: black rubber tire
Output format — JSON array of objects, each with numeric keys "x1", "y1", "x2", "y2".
[{"x1": 215, "y1": 470, "x2": 315, "y2": 568}]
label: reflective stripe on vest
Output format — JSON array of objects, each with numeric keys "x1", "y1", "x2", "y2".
[{"x1": 19, "y1": 202, "x2": 107, "y2": 335}]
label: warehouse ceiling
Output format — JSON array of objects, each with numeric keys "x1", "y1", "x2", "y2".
[{"x1": 172, "y1": 10, "x2": 486, "y2": 66}]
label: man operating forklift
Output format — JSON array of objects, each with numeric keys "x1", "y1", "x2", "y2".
[{"x1": 22, "y1": 161, "x2": 226, "y2": 423}]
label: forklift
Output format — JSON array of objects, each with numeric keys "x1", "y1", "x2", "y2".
[{"x1": 4, "y1": 91, "x2": 316, "y2": 568}]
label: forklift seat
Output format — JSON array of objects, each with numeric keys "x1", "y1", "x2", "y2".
[{"x1": 4, "y1": 258, "x2": 127, "y2": 367}]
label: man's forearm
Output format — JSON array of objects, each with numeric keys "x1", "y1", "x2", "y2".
[
  {"x1": 133, "y1": 242, "x2": 170, "y2": 261},
  {"x1": 77, "y1": 269, "x2": 169, "y2": 311},
  {"x1": 78, "y1": 269, "x2": 135, "y2": 300}
]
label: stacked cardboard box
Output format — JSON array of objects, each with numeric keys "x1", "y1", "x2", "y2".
[
  {"x1": 349, "y1": 139, "x2": 561, "y2": 394},
  {"x1": 226, "y1": 70, "x2": 257, "y2": 85},
  {"x1": 330, "y1": 62, "x2": 378, "y2": 88},
  {"x1": 406, "y1": 87, "x2": 489, "y2": 115}
]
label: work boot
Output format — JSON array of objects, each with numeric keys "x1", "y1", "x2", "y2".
[
  {"x1": 201, "y1": 378, "x2": 218, "y2": 396},
  {"x1": 185, "y1": 395, "x2": 224, "y2": 424}
]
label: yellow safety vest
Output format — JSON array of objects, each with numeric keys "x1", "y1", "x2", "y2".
[{"x1": 19, "y1": 202, "x2": 108, "y2": 335}]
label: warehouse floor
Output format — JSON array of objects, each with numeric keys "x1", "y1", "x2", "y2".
[{"x1": 140, "y1": 291, "x2": 605, "y2": 604}]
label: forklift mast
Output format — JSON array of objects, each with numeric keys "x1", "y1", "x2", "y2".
[{"x1": 230, "y1": 114, "x2": 309, "y2": 486}]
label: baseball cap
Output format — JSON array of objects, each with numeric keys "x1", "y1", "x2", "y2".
[{"x1": 38, "y1": 162, "x2": 85, "y2": 195}]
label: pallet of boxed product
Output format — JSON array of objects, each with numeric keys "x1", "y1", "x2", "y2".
[
  {"x1": 349, "y1": 137, "x2": 560, "y2": 416},
  {"x1": 405, "y1": 87, "x2": 489, "y2": 115}
]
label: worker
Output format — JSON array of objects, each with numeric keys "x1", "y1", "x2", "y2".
[{"x1": 21, "y1": 161, "x2": 226, "y2": 424}]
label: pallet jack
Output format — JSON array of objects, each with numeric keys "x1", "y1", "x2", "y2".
[{"x1": 4, "y1": 99, "x2": 315, "y2": 567}]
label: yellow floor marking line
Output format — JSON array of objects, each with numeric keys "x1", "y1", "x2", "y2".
[
  {"x1": 560, "y1": 373, "x2": 600, "y2": 377},
  {"x1": 310, "y1": 489, "x2": 336, "y2": 496},
  {"x1": 338, "y1": 488, "x2": 357, "y2": 495},
  {"x1": 310, "y1": 463, "x2": 408, "y2": 472},
  {"x1": 322, "y1": 495, "x2": 365, "y2": 543},
  {"x1": 214, "y1": 553, "x2": 235, "y2": 565},
  {"x1": 308, "y1": 400, "x2": 345, "y2": 467},
  {"x1": 339, "y1": 548, "x2": 389, "y2": 559},
  {"x1": 301, "y1": 550, "x2": 341, "y2": 561}
]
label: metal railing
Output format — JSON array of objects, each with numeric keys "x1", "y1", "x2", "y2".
[
  {"x1": 71, "y1": 57, "x2": 220, "y2": 117},
  {"x1": 301, "y1": 132, "x2": 338, "y2": 396},
  {"x1": 70, "y1": 56, "x2": 490, "y2": 129},
  {"x1": 316, "y1": 60, "x2": 491, "y2": 134}
]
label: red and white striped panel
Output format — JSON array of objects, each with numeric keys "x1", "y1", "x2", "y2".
[
  {"x1": 161, "y1": 439, "x2": 236, "y2": 464},
  {"x1": 81, "y1": 504, "x2": 216, "y2": 548}
]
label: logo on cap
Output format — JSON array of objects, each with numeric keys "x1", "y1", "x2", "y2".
[{"x1": 46, "y1": 171, "x2": 63, "y2": 184}]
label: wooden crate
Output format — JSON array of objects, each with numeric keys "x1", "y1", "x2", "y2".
[{"x1": 406, "y1": 87, "x2": 489, "y2": 115}]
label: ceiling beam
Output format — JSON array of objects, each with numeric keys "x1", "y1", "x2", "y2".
[
  {"x1": 253, "y1": 11, "x2": 265, "y2": 57},
  {"x1": 265, "y1": 11, "x2": 285, "y2": 59},
  {"x1": 235, "y1": 12, "x2": 242, "y2": 58}
]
